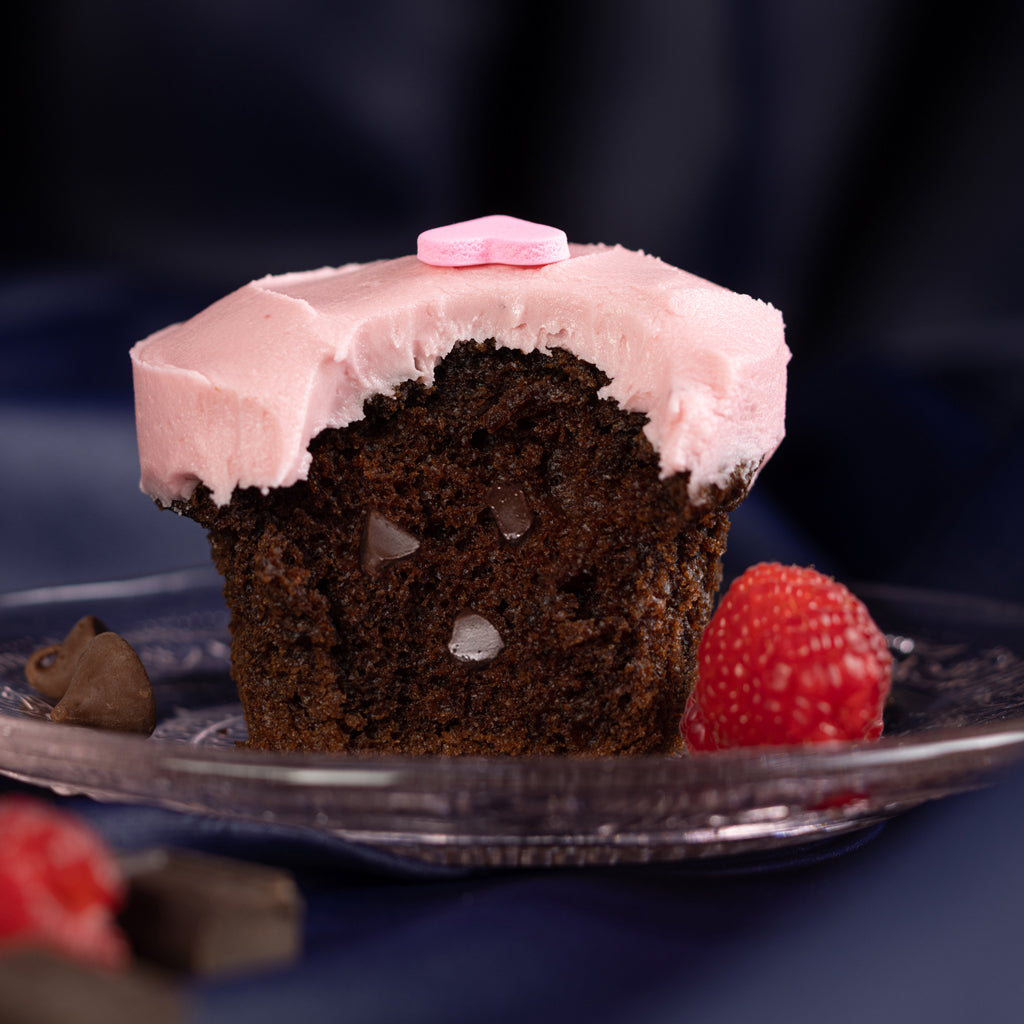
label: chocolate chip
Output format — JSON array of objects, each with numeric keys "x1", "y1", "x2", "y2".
[
  {"x1": 484, "y1": 483, "x2": 534, "y2": 541},
  {"x1": 448, "y1": 611, "x2": 504, "y2": 665},
  {"x1": 50, "y1": 633, "x2": 157, "y2": 735},
  {"x1": 118, "y1": 848, "x2": 303, "y2": 976},
  {"x1": 360, "y1": 510, "x2": 421, "y2": 576},
  {"x1": 0, "y1": 950, "x2": 183, "y2": 1024},
  {"x1": 24, "y1": 615, "x2": 108, "y2": 700}
]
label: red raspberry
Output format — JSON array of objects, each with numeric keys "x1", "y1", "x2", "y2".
[
  {"x1": 0, "y1": 796, "x2": 129, "y2": 969},
  {"x1": 682, "y1": 563, "x2": 892, "y2": 752}
]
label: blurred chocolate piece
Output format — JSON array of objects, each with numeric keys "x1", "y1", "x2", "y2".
[
  {"x1": 119, "y1": 849, "x2": 303, "y2": 976},
  {"x1": 51, "y1": 632, "x2": 157, "y2": 735},
  {"x1": 0, "y1": 949, "x2": 183, "y2": 1024},
  {"x1": 24, "y1": 615, "x2": 107, "y2": 699}
]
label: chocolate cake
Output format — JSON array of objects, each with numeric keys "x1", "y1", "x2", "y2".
[{"x1": 131, "y1": 216, "x2": 789, "y2": 755}]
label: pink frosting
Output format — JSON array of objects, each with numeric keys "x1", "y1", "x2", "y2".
[{"x1": 131, "y1": 244, "x2": 789, "y2": 507}]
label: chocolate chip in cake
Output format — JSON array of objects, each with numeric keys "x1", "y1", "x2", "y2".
[
  {"x1": 448, "y1": 610, "x2": 504, "y2": 665},
  {"x1": 118, "y1": 848, "x2": 303, "y2": 977},
  {"x1": 24, "y1": 615, "x2": 108, "y2": 700},
  {"x1": 50, "y1": 632, "x2": 157, "y2": 735},
  {"x1": 484, "y1": 482, "x2": 534, "y2": 541},
  {"x1": 360, "y1": 510, "x2": 421, "y2": 576}
]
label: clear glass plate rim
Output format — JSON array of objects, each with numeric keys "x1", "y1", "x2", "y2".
[
  {"x1": 3, "y1": 565, "x2": 1024, "y2": 788},
  {"x1": 4, "y1": 568, "x2": 1024, "y2": 865},
  {"x1": 4, "y1": 704, "x2": 1024, "y2": 788}
]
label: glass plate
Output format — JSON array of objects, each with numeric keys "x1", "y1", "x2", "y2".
[{"x1": 2, "y1": 566, "x2": 1024, "y2": 868}]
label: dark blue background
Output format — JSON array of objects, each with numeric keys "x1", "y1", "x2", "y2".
[
  {"x1": 3, "y1": 3, "x2": 1024, "y2": 1021},
  {"x1": 5, "y1": 0, "x2": 1023, "y2": 599}
]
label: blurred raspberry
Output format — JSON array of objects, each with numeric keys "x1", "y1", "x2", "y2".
[{"x1": 0, "y1": 796, "x2": 129, "y2": 969}]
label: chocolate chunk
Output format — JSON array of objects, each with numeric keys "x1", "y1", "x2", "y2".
[
  {"x1": 118, "y1": 849, "x2": 303, "y2": 976},
  {"x1": 24, "y1": 615, "x2": 107, "y2": 700},
  {"x1": 360, "y1": 510, "x2": 421, "y2": 576},
  {"x1": 448, "y1": 611, "x2": 504, "y2": 664},
  {"x1": 0, "y1": 950, "x2": 183, "y2": 1024},
  {"x1": 485, "y1": 482, "x2": 534, "y2": 541},
  {"x1": 51, "y1": 633, "x2": 157, "y2": 735}
]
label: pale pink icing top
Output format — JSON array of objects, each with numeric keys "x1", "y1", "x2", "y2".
[{"x1": 131, "y1": 244, "x2": 789, "y2": 507}]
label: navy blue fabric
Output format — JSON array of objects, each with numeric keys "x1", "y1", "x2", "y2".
[
  {"x1": 186, "y1": 767, "x2": 1024, "y2": 1024},
  {"x1": 3, "y1": 4, "x2": 1024, "y2": 1021},
  {"x1": 9, "y1": 766, "x2": 1024, "y2": 1024},
  {"x1": 0, "y1": 774, "x2": 895, "y2": 1024}
]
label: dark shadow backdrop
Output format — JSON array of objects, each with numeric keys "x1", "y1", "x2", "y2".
[{"x1": 4, "y1": 0, "x2": 1023, "y2": 599}]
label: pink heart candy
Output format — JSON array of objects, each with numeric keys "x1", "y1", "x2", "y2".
[{"x1": 417, "y1": 214, "x2": 570, "y2": 267}]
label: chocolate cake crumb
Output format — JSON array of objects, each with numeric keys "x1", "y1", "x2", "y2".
[{"x1": 183, "y1": 342, "x2": 752, "y2": 755}]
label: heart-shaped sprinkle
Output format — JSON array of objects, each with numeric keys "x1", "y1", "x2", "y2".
[
  {"x1": 417, "y1": 215, "x2": 570, "y2": 267},
  {"x1": 51, "y1": 632, "x2": 157, "y2": 735}
]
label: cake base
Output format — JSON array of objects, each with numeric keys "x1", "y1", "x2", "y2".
[{"x1": 183, "y1": 342, "x2": 751, "y2": 755}]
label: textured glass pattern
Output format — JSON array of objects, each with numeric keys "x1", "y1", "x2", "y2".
[{"x1": 2, "y1": 569, "x2": 1023, "y2": 868}]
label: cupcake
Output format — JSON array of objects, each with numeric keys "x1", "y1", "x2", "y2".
[{"x1": 131, "y1": 216, "x2": 788, "y2": 754}]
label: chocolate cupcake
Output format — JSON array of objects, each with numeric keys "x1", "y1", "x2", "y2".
[{"x1": 130, "y1": 216, "x2": 788, "y2": 754}]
